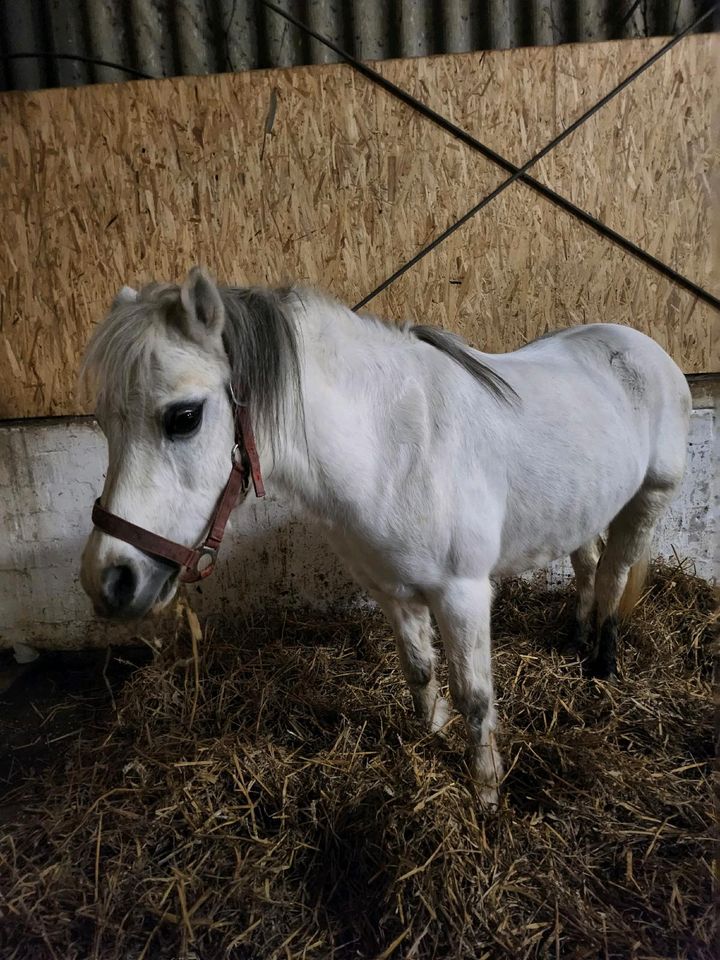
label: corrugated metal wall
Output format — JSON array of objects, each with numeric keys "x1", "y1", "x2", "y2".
[{"x1": 1, "y1": 0, "x2": 717, "y2": 91}]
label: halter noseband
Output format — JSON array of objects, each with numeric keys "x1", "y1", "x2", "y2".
[{"x1": 91, "y1": 394, "x2": 265, "y2": 583}]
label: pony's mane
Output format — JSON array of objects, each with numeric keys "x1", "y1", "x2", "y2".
[
  {"x1": 410, "y1": 325, "x2": 518, "y2": 404},
  {"x1": 291, "y1": 288, "x2": 517, "y2": 404},
  {"x1": 82, "y1": 283, "x2": 303, "y2": 439},
  {"x1": 220, "y1": 285, "x2": 302, "y2": 435}
]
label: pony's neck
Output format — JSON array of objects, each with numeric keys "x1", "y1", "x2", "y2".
[{"x1": 259, "y1": 290, "x2": 403, "y2": 521}]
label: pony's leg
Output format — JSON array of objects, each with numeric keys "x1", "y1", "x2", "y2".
[
  {"x1": 371, "y1": 593, "x2": 448, "y2": 732},
  {"x1": 592, "y1": 480, "x2": 676, "y2": 679},
  {"x1": 429, "y1": 576, "x2": 502, "y2": 806},
  {"x1": 569, "y1": 537, "x2": 602, "y2": 654}
]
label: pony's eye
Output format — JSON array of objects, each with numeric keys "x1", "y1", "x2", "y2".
[{"x1": 163, "y1": 402, "x2": 204, "y2": 440}]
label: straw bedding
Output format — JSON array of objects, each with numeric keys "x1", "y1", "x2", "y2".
[{"x1": 0, "y1": 562, "x2": 715, "y2": 959}]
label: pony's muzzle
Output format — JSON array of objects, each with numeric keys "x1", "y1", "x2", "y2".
[{"x1": 84, "y1": 542, "x2": 179, "y2": 620}]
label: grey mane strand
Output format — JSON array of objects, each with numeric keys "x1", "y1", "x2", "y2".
[
  {"x1": 411, "y1": 325, "x2": 519, "y2": 404},
  {"x1": 220, "y1": 286, "x2": 304, "y2": 438}
]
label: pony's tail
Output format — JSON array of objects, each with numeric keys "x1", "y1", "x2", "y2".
[{"x1": 618, "y1": 547, "x2": 651, "y2": 619}]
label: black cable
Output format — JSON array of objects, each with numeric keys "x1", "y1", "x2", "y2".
[
  {"x1": 3, "y1": 52, "x2": 154, "y2": 80},
  {"x1": 261, "y1": 0, "x2": 719, "y2": 313}
]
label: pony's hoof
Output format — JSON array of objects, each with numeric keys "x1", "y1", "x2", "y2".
[
  {"x1": 594, "y1": 669, "x2": 618, "y2": 684},
  {"x1": 581, "y1": 648, "x2": 603, "y2": 677},
  {"x1": 588, "y1": 656, "x2": 618, "y2": 682},
  {"x1": 476, "y1": 784, "x2": 500, "y2": 811},
  {"x1": 429, "y1": 697, "x2": 450, "y2": 735}
]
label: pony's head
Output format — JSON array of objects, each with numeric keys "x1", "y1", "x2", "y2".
[{"x1": 80, "y1": 267, "x2": 300, "y2": 618}]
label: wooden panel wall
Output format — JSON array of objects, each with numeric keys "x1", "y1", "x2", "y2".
[{"x1": 0, "y1": 34, "x2": 717, "y2": 419}]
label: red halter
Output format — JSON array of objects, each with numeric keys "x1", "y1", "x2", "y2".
[{"x1": 91, "y1": 399, "x2": 265, "y2": 583}]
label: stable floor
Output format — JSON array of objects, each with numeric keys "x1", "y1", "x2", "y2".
[{"x1": 0, "y1": 564, "x2": 714, "y2": 959}]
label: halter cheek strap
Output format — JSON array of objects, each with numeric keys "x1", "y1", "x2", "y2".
[
  {"x1": 235, "y1": 402, "x2": 265, "y2": 500},
  {"x1": 91, "y1": 395, "x2": 265, "y2": 583}
]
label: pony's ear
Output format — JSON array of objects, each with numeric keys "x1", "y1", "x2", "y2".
[
  {"x1": 112, "y1": 285, "x2": 139, "y2": 308},
  {"x1": 179, "y1": 267, "x2": 225, "y2": 343}
]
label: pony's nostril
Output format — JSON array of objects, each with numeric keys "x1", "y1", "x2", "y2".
[{"x1": 101, "y1": 564, "x2": 136, "y2": 611}]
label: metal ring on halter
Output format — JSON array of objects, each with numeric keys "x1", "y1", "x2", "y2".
[{"x1": 194, "y1": 545, "x2": 218, "y2": 579}]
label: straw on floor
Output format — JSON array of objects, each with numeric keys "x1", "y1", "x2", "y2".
[{"x1": 0, "y1": 562, "x2": 715, "y2": 959}]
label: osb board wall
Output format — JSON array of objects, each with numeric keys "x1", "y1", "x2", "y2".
[{"x1": 0, "y1": 35, "x2": 717, "y2": 420}]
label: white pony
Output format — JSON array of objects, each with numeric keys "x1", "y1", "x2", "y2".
[{"x1": 81, "y1": 268, "x2": 691, "y2": 804}]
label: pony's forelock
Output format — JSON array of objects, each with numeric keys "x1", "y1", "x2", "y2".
[{"x1": 81, "y1": 284, "x2": 181, "y2": 414}]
